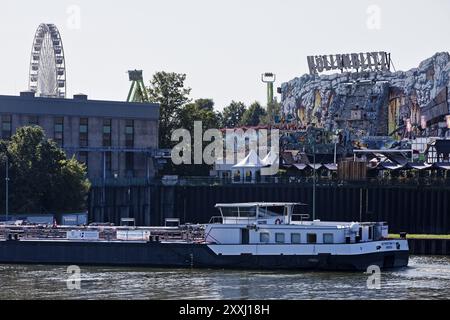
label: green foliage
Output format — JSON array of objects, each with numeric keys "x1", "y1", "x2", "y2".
[
  {"x1": 264, "y1": 99, "x2": 281, "y2": 124},
  {"x1": 221, "y1": 101, "x2": 246, "y2": 128},
  {"x1": 167, "y1": 99, "x2": 221, "y2": 176},
  {"x1": 0, "y1": 126, "x2": 90, "y2": 214},
  {"x1": 147, "y1": 72, "x2": 192, "y2": 148},
  {"x1": 240, "y1": 102, "x2": 267, "y2": 127},
  {"x1": 179, "y1": 99, "x2": 221, "y2": 132}
]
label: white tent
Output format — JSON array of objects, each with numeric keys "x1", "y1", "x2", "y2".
[
  {"x1": 261, "y1": 150, "x2": 279, "y2": 167},
  {"x1": 233, "y1": 150, "x2": 266, "y2": 169},
  {"x1": 232, "y1": 150, "x2": 265, "y2": 183}
]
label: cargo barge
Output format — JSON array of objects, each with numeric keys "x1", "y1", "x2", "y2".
[{"x1": 0, "y1": 203, "x2": 409, "y2": 271}]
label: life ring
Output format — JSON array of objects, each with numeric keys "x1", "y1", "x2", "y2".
[{"x1": 275, "y1": 219, "x2": 283, "y2": 225}]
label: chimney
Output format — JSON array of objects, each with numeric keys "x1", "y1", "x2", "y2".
[
  {"x1": 73, "y1": 93, "x2": 88, "y2": 101},
  {"x1": 20, "y1": 91, "x2": 36, "y2": 98}
]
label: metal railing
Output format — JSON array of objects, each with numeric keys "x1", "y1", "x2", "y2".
[{"x1": 88, "y1": 176, "x2": 450, "y2": 188}]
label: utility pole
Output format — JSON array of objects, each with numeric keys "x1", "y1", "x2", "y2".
[
  {"x1": 313, "y1": 142, "x2": 316, "y2": 221},
  {"x1": 5, "y1": 156, "x2": 9, "y2": 223},
  {"x1": 262, "y1": 73, "x2": 276, "y2": 122}
]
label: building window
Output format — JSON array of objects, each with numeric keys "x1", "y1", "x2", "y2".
[
  {"x1": 291, "y1": 233, "x2": 301, "y2": 244},
  {"x1": 2, "y1": 115, "x2": 12, "y2": 140},
  {"x1": 54, "y1": 117, "x2": 64, "y2": 146},
  {"x1": 103, "y1": 119, "x2": 112, "y2": 147},
  {"x1": 79, "y1": 151, "x2": 88, "y2": 168},
  {"x1": 307, "y1": 233, "x2": 317, "y2": 244},
  {"x1": 125, "y1": 152, "x2": 134, "y2": 173},
  {"x1": 105, "y1": 152, "x2": 112, "y2": 173},
  {"x1": 260, "y1": 233, "x2": 270, "y2": 244},
  {"x1": 323, "y1": 234, "x2": 334, "y2": 244},
  {"x1": 275, "y1": 233, "x2": 285, "y2": 244},
  {"x1": 29, "y1": 116, "x2": 39, "y2": 126},
  {"x1": 125, "y1": 120, "x2": 134, "y2": 148},
  {"x1": 79, "y1": 118, "x2": 88, "y2": 147}
]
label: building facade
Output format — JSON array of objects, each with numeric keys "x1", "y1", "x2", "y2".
[{"x1": 0, "y1": 92, "x2": 160, "y2": 179}]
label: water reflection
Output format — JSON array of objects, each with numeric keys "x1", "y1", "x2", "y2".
[{"x1": 0, "y1": 256, "x2": 449, "y2": 300}]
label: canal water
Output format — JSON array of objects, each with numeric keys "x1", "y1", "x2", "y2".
[{"x1": 0, "y1": 256, "x2": 449, "y2": 300}]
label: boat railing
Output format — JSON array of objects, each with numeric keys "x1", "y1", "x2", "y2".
[
  {"x1": 0, "y1": 225, "x2": 206, "y2": 243},
  {"x1": 208, "y1": 216, "x2": 223, "y2": 224}
]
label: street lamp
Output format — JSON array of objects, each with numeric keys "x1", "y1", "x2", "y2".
[
  {"x1": 312, "y1": 142, "x2": 316, "y2": 221},
  {"x1": 4, "y1": 155, "x2": 9, "y2": 223}
]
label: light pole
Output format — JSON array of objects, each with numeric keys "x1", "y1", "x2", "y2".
[
  {"x1": 262, "y1": 73, "x2": 276, "y2": 122},
  {"x1": 5, "y1": 155, "x2": 9, "y2": 223},
  {"x1": 312, "y1": 143, "x2": 316, "y2": 221}
]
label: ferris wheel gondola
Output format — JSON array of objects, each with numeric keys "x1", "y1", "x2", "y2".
[{"x1": 28, "y1": 23, "x2": 66, "y2": 98}]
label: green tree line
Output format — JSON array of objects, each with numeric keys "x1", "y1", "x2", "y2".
[{"x1": 147, "y1": 71, "x2": 280, "y2": 149}]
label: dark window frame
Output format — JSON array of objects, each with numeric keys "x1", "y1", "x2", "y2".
[
  {"x1": 54, "y1": 117, "x2": 64, "y2": 146},
  {"x1": 103, "y1": 119, "x2": 112, "y2": 147},
  {"x1": 79, "y1": 118, "x2": 89, "y2": 147},
  {"x1": 307, "y1": 233, "x2": 317, "y2": 244},
  {"x1": 2, "y1": 114, "x2": 12, "y2": 140}
]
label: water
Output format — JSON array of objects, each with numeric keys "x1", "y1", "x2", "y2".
[{"x1": 0, "y1": 256, "x2": 449, "y2": 300}]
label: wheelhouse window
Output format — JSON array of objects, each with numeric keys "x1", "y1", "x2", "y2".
[
  {"x1": 221, "y1": 206, "x2": 256, "y2": 218},
  {"x1": 275, "y1": 233, "x2": 285, "y2": 244},
  {"x1": 79, "y1": 118, "x2": 88, "y2": 147},
  {"x1": 54, "y1": 117, "x2": 64, "y2": 146},
  {"x1": 260, "y1": 233, "x2": 270, "y2": 244},
  {"x1": 258, "y1": 206, "x2": 286, "y2": 219},
  {"x1": 291, "y1": 233, "x2": 301, "y2": 244},
  {"x1": 307, "y1": 233, "x2": 317, "y2": 244},
  {"x1": 323, "y1": 233, "x2": 334, "y2": 244},
  {"x1": 2, "y1": 115, "x2": 12, "y2": 140}
]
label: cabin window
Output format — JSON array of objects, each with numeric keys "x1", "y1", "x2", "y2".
[
  {"x1": 275, "y1": 233, "x2": 285, "y2": 244},
  {"x1": 291, "y1": 233, "x2": 301, "y2": 244},
  {"x1": 307, "y1": 233, "x2": 317, "y2": 244},
  {"x1": 260, "y1": 233, "x2": 270, "y2": 244},
  {"x1": 323, "y1": 233, "x2": 334, "y2": 244}
]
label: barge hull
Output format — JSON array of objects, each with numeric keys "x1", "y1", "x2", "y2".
[{"x1": 0, "y1": 240, "x2": 408, "y2": 271}]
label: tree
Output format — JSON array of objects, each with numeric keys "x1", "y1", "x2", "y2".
[
  {"x1": 221, "y1": 101, "x2": 246, "y2": 128},
  {"x1": 192, "y1": 98, "x2": 215, "y2": 112},
  {"x1": 147, "y1": 72, "x2": 192, "y2": 148},
  {"x1": 166, "y1": 99, "x2": 221, "y2": 176},
  {"x1": 0, "y1": 126, "x2": 90, "y2": 214},
  {"x1": 179, "y1": 99, "x2": 221, "y2": 132},
  {"x1": 240, "y1": 102, "x2": 267, "y2": 127},
  {"x1": 264, "y1": 99, "x2": 281, "y2": 124}
]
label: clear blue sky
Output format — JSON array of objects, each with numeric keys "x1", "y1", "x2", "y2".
[{"x1": 1, "y1": 0, "x2": 449, "y2": 110}]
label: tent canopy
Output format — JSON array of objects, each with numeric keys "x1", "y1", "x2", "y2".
[
  {"x1": 261, "y1": 150, "x2": 279, "y2": 167},
  {"x1": 233, "y1": 150, "x2": 266, "y2": 169}
]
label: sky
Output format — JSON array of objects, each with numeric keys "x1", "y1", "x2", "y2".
[{"x1": 1, "y1": 0, "x2": 449, "y2": 111}]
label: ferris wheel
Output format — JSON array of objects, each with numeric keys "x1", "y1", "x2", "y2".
[{"x1": 28, "y1": 23, "x2": 66, "y2": 98}]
